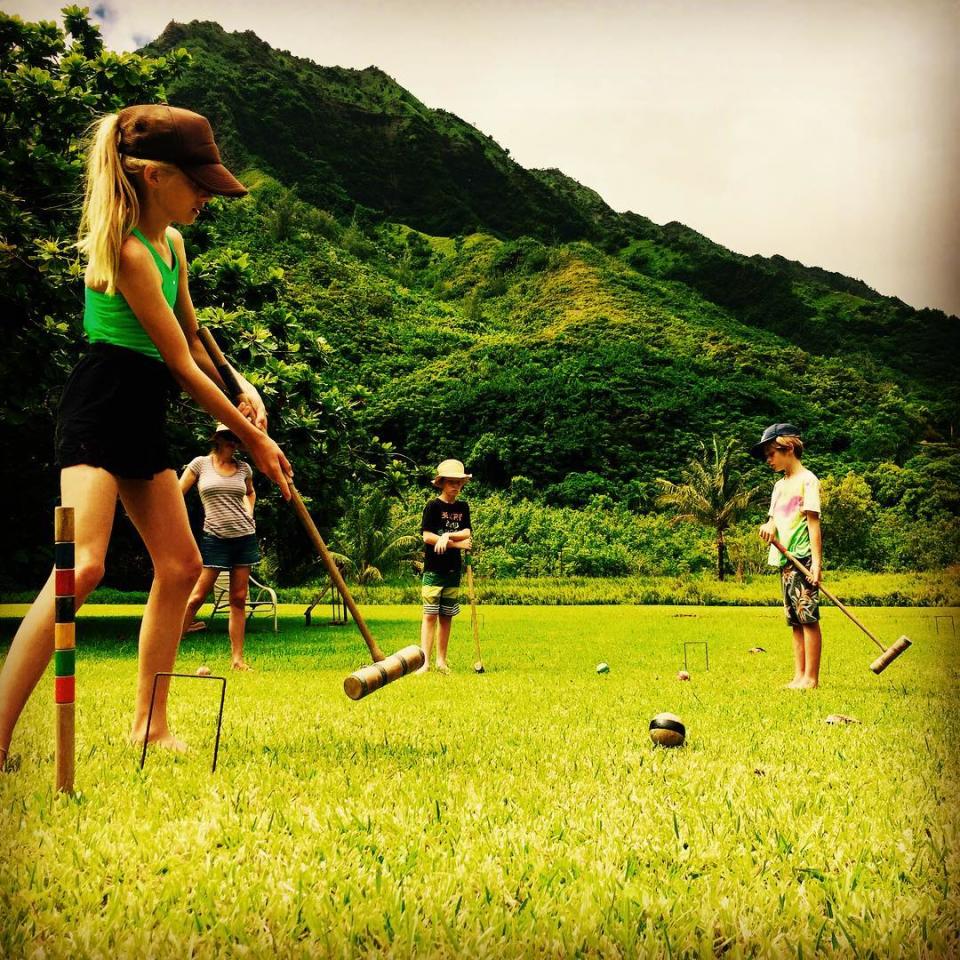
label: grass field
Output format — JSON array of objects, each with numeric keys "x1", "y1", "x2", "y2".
[{"x1": 1, "y1": 604, "x2": 958, "y2": 958}]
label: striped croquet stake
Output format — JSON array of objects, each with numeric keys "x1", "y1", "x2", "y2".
[{"x1": 54, "y1": 506, "x2": 75, "y2": 793}]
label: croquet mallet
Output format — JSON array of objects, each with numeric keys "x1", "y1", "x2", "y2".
[
  {"x1": 771, "y1": 538, "x2": 911, "y2": 673},
  {"x1": 197, "y1": 328, "x2": 423, "y2": 699},
  {"x1": 465, "y1": 552, "x2": 484, "y2": 673}
]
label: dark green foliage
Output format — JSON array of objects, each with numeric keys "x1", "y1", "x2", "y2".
[
  {"x1": 0, "y1": 10, "x2": 381, "y2": 589},
  {"x1": 0, "y1": 9, "x2": 189, "y2": 587},
  {"x1": 3, "y1": 12, "x2": 957, "y2": 590}
]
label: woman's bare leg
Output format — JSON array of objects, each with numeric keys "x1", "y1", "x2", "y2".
[
  {"x1": 0, "y1": 466, "x2": 117, "y2": 760},
  {"x1": 119, "y1": 470, "x2": 201, "y2": 748},
  {"x1": 181, "y1": 567, "x2": 219, "y2": 637},
  {"x1": 228, "y1": 566, "x2": 252, "y2": 670}
]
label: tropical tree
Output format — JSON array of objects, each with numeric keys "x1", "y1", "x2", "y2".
[
  {"x1": 331, "y1": 488, "x2": 420, "y2": 584},
  {"x1": 655, "y1": 437, "x2": 761, "y2": 580}
]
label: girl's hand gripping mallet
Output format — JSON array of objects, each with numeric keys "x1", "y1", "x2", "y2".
[
  {"x1": 770, "y1": 538, "x2": 911, "y2": 673},
  {"x1": 197, "y1": 327, "x2": 424, "y2": 698}
]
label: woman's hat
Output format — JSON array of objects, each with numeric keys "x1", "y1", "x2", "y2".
[
  {"x1": 750, "y1": 423, "x2": 801, "y2": 460},
  {"x1": 118, "y1": 104, "x2": 248, "y2": 197},
  {"x1": 432, "y1": 459, "x2": 472, "y2": 487}
]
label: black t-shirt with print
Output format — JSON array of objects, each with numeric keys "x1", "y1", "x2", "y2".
[{"x1": 421, "y1": 497, "x2": 471, "y2": 575}]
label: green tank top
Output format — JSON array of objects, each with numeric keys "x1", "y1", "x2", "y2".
[{"x1": 83, "y1": 228, "x2": 179, "y2": 362}]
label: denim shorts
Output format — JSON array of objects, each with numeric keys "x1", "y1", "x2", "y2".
[{"x1": 200, "y1": 532, "x2": 260, "y2": 569}]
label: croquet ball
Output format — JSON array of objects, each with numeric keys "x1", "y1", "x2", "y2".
[
  {"x1": 196, "y1": 665, "x2": 211, "y2": 677},
  {"x1": 596, "y1": 662, "x2": 610, "y2": 674},
  {"x1": 649, "y1": 712, "x2": 686, "y2": 747},
  {"x1": 473, "y1": 662, "x2": 485, "y2": 674},
  {"x1": 677, "y1": 670, "x2": 691, "y2": 681}
]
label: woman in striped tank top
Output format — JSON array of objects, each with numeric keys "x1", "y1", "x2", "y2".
[{"x1": 180, "y1": 424, "x2": 260, "y2": 671}]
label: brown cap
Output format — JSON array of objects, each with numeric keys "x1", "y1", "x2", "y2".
[{"x1": 117, "y1": 104, "x2": 247, "y2": 197}]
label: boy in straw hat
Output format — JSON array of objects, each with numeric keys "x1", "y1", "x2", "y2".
[{"x1": 417, "y1": 459, "x2": 473, "y2": 674}]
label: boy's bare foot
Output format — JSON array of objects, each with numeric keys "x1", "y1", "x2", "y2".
[
  {"x1": 414, "y1": 664, "x2": 429, "y2": 675},
  {"x1": 232, "y1": 660, "x2": 253, "y2": 672},
  {"x1": 130, "y1": 730, "x2": 188, "y2": 753},
  {"x1": 436, "y1": 663, "x2": 451, "y2": 675},
  {"x1": 797, "y1": 678, "x2": 819, "y2": 689},
  {"x1": 785, "y1": 676, "x2": 805, "y2": 689}
]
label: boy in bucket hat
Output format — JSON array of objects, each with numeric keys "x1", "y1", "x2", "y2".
[
  {"x1": 752, "y1": 424, "x2": 824, "y2": 689},
  {"x1": 416, "y1": 459, "x2": 473, "y2": 674}
]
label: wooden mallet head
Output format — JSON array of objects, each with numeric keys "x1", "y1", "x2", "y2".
[
  {"x1": 870, "y1": 635, "x2": 912, "y2": 674},
  {"x1": 344, "y1": 645, "x2": 425, "y2": 701}
]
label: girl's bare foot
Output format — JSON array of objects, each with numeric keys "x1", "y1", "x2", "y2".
[
  {"x1": 232, "y1": 660, "x2": 253, "y2": 672},
  {"x1": 130, "y1": 730, "x2": 188, "y2": 753},
  {"x1": 797, "y1": 677, "x2": 819, "y2": 689},
  {"x1": 414, "y1": 661, "x2": 429, "y2": 675},
  {"x1": 785, "y1": 677, "x2": 804, "y2": 689},
  {"x1": 436, "y1": 663, "x2": 451, "y2": 675}
]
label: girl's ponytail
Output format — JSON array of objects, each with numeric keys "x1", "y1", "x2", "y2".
[{"x1": 77, "y1": 113, "x2": 140, "y2": 295}]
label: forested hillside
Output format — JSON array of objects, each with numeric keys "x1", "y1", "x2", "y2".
[{"x1": 2, "y1": 12, "x2": 956, "y2": 587}]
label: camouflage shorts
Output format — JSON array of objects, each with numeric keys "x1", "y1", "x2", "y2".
[{"x1": 781, "y1": 559, "x2": 820, "y2": 626}]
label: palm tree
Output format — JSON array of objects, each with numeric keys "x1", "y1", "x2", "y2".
[
  {"x1": 655, "y1": 437, "x2": 761, "y2": 581},
  {"x1": 331, "y1": 490, "x2": 420, "y2": 585}
]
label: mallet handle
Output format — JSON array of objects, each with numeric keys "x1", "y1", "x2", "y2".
[
  {"x1": 198, "y1": 326, "x2": 385, "y2": 663},
  {"x1": 771, "y1": 539, "x2": 886, "y2": 652},
  {"x1": 197, "y1": 327, "x2": 237, "y2": 396},
  {"x1": 466, "y1": 553, "x2": 482, "y2": 668},
  {"x1": 288, "y1": 485, "x2": 385, "y2": 661}
]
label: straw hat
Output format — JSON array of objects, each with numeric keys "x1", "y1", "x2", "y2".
[
  {"x1": 432, "y1": 459, "x2": 472, "y2": 488},
  {"x1": 211, "y1": 422, "x2": 239, "y2": 442}
]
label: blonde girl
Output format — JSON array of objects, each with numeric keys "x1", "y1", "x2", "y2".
[{"x1": 0, "y1": 104, "x2": 291, "y2": 765}]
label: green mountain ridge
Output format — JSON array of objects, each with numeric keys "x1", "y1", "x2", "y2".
[
  {"x1": 147, "y1": 21, "x2": 956, "y2": 395},
  {"x1": 140, "y1": 20, "x2": 957, "y2": 456},
  {"x1": 145, "y1": 21, "x2": 597, "y2": 241}
]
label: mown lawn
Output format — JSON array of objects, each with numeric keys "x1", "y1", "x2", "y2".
[{"x1": 1, "y1": 605, "x2": 958, "y2": 958}]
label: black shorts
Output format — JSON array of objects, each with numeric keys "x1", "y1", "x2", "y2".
[{"x1": 56, "y1": 343, "x2": 177, "y2": 480}]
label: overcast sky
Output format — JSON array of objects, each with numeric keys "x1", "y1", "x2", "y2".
[{"x1": 13, "y1": 0, "x2": 960, "y2": 315}]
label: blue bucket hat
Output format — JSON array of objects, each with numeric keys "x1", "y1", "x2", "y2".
[{"x1": 750, "y1": 423, "x2": 802, "y2": 460}]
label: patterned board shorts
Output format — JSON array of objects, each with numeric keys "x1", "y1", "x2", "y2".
[
  {"x1": 422, "y1": 571, "x2": 461, "y2": 617},
  {"x1": 781, "y1": 558, "x2": 820, "y2": 626}
]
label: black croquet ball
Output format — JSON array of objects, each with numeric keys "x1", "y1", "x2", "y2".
[{"x1": 649, "y1": 712, "x2": 686, "y2": 748}]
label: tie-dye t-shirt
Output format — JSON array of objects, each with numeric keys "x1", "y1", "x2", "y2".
[{"x1": 767, "y1": 468, "x2": 821, "y2": 566}]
